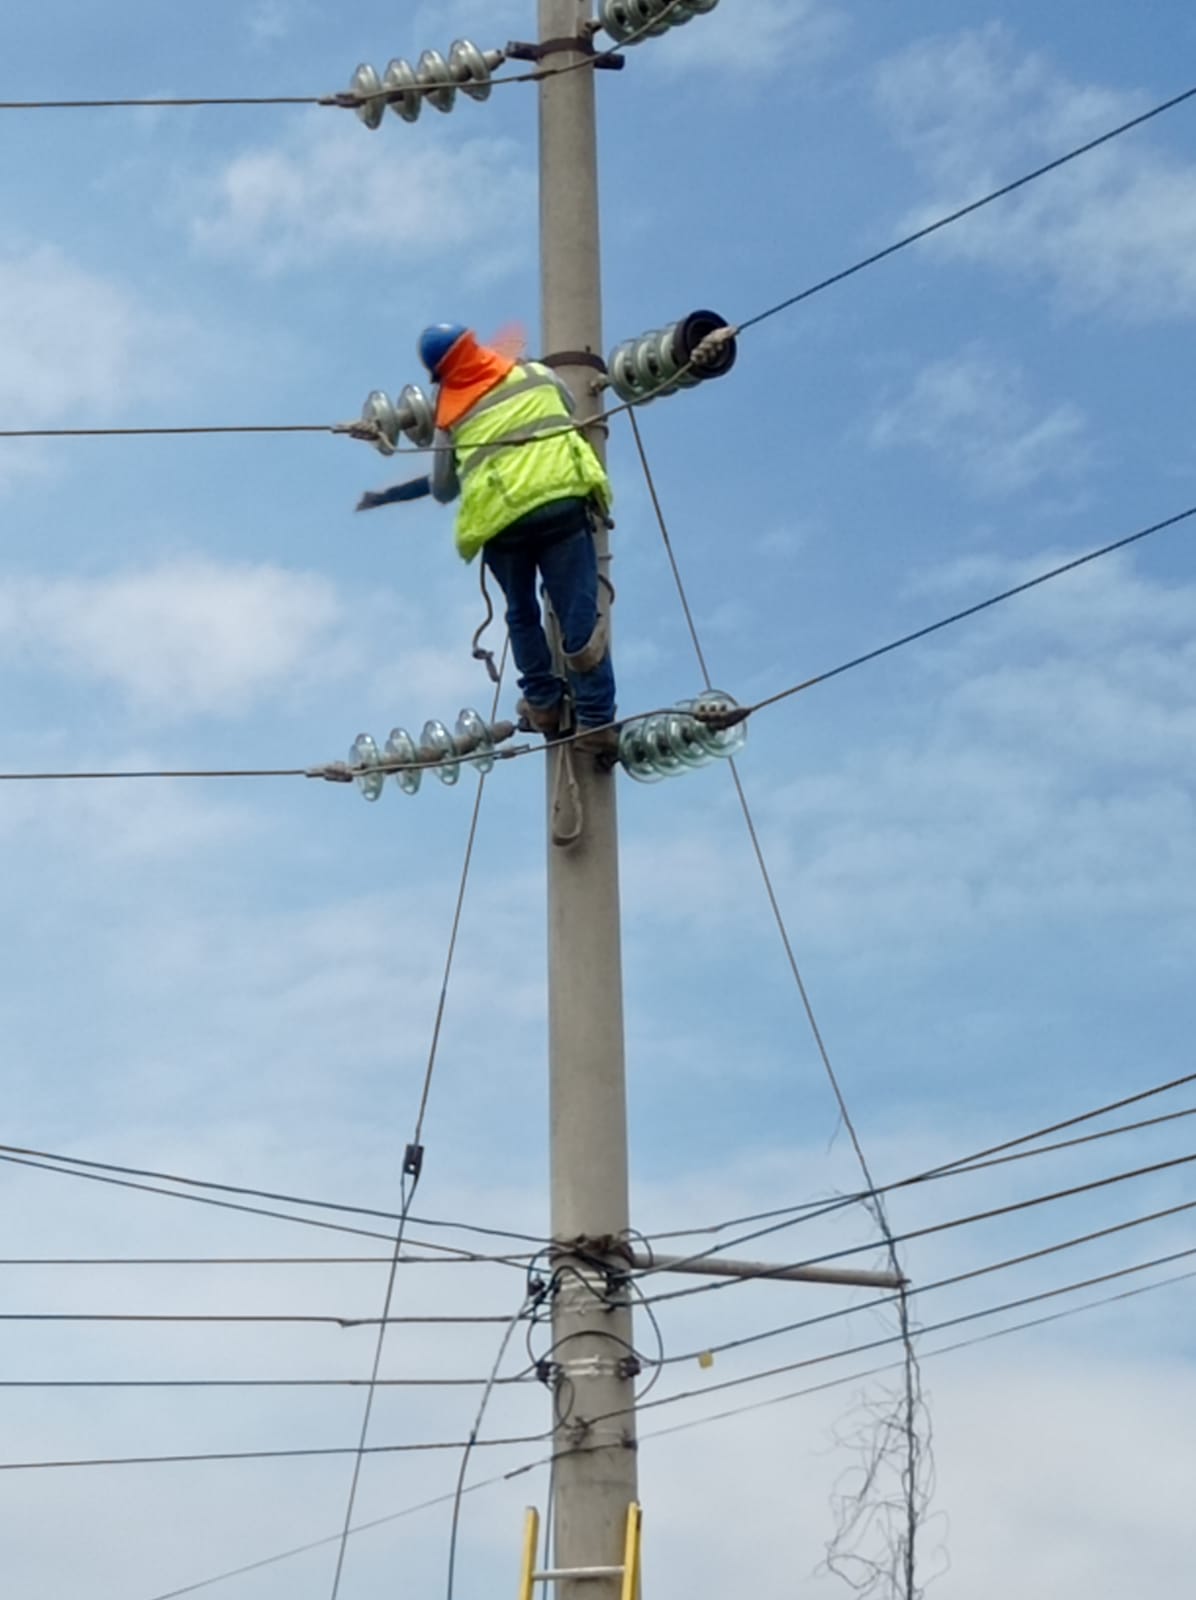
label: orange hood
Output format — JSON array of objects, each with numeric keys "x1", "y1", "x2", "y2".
[{"x1": 435, "y1": 333, "x2": 517, "y2": 430}]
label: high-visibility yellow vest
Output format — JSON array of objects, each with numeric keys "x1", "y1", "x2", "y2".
[{"x1": 447, "y1": 363, "x2": 613, "y2": 562}]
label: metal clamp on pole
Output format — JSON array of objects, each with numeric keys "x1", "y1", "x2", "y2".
[{"x1": 506, "y1": 37, "x2": 627, "y2": 69}]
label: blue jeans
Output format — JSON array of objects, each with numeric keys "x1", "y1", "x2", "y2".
[{"x1": 482, "y1": 499, "x2": 616, "y2": 727}]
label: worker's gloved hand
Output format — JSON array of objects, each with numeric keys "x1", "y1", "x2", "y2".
[{"x1": 356, "y1": 476, "x2": 434, "y2": 513}]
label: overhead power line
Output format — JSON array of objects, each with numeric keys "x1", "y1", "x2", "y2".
[
  {"x1": 639, "y1": 1262, "x2": 1196, "y2": 1445},
  {"x1": 646, "y1": 1070, "x2": 1196, "y2": 1244},
  {"x1": 735, "y1": 81, "x2": 1196, "y2": 336},
  {"x1": 0, "y1": 1431, "x2": 548, "y2": 1474},
  {"x1": 660, "y1": 1195, "x2": 1196, "y2": 1369},
  {"x1": 10, "y1": 1243, "x2": 1190, "y2": 1477},
  {"x1": 0, "y1": 3, "x2": 689, "y2": 114},
  {"x1": 599, "y1": 1242, "x2": 1196, "y2": 1426},
  {"x1": 0, "y1": 1311, "x2": 515, "y2": 1326},
  {"x1": 0, "y1": 1141, "x2": 545, "y2": 1249},
  {"x1": 634, "y1": 1148, "x2": 1196, "y2": 1307},
  {"x1": 327, "y1": 646, "x2": 508, "y2": 1600},
  {"x1": 632, "y1": 402, "x2": 925, "y2": 1594},
  {"x1": 139, "y1": 1262, "x2": 1195, "y2": 1600},
  {"x1": 1, "y1": 498, "x2": 1191, "y2": 789},
  {"x1": 0, "y1": 1253, "x2": 524, "y2": 1267},
  {"x1": 12, "y1": 1194, "x2": 1188, "y2": 1391},
  {"x1": 1, "y1": 77, "x2": 1192, "y2": 444}
]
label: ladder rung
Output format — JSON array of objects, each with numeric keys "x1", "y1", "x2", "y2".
[{"x1": 533, "y1": 1566, "x2": 625, "y2": 1582}]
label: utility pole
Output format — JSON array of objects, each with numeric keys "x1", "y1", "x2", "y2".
[{"x1": 539, "y1": 2, "x2": 639, "y2": 1597}]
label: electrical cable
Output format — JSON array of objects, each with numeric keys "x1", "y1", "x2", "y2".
[
  {"x1": 0, "y1": 1152, "x2": 536, "y2": 1267},
  {"x1": 3, "y1": 497, "x2": 1191, "y2": 788},
  {"x1": 638, "y1": 1262, "x2": 1196, "y2": 1446},
  {"x1": 646, "y1": 1095, "x2": 1196, "y2": 1245},
  {"x1": 326, "y1": 644, "x2": 508, "y2": 1600},
  {"x1": 634, "y1": 1148, "x2": 1196, "y2": 1308},
  {"x1": 136, "y1": 1262, "x2": 1193, "y2": 1600},
  {"x1": 734, "y1": 82, "x2": 1196, "y2": 337},
  {"x1": 658, "y1": 1195, "x2": 1196, "y2": 1369},
  {"x1": 0, "y1": 1312, "x2": 515, "y2": 1326},
  {"x1": 0, "y1": 1375, "x2": 532, "y2": 1390},
  {"x1": 594, "y1": 1242, "x2": 1196, "y2": 1426},
  {"x1": 0, "y1": 1141, "x2": 545, "y2": 1249},
  {"x1": 0, "y1": 1431, "x2": 549, "y2": 1474},
  {"x1": 0, "y1": 1252, "x2": 531, "y2": 1267},
  {"x1": 6, "y1": 78, "x2": 1194, "y2": 449},
  {"x1": 0, "y1": 1, "x2": 694, "y2": 114},
  {"x1": 632, "y1": 406, "x2": 924, "y2": 1594},
  {"x1": 445, "y1": 1285, "x2": 543, "y2": 1600},
  {"x1": 27, "y1": 1242, "x2": 1184, "y2": 1475}
]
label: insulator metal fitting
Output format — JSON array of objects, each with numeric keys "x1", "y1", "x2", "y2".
[
  {"x1": 599, "y1": 0, "x2": 720, "y2": 46},
  {"x1": 360, "y1": 383, "x2": 436, "y2": 457},
  {"x1": 607, "y1": 309, "x2": 737, "y2": 405},
  {"x1": 351, "y1": 709, "x2": 501, "y2": 801},
  {"x1": 618, "y1": 690, "x2": 747, "y2": 784},
  {"x1": 350, "y1": 39, "x2": 504, "y2": 128}
]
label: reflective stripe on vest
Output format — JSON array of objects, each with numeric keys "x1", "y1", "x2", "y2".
[
  {"x1": 448, "y1": 363, "x2": 614, "y2": 563},
  {"x1": 456, "y1": 414, "x2": 573, "y2": 480}
]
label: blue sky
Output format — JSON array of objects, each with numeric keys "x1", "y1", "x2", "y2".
[{"x1": 2, "y1": 2, "x2": 1196, "y2": 1596}]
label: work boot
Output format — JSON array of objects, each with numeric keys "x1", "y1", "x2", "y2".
[
  {"x1": 517, "y1": 696, "x2": 563, "y2": 738},
  {"x1": 572, "y1": 723, "x2": 621, "y2": 769}
]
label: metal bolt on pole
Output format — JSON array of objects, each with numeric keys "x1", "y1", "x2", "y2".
[{"x1": 538, "y1": 3, "x2": 639, "y2": 1599}]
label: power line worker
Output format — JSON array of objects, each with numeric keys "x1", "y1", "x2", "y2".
[{"x1": 357, "y1": 324, "x2": 618, "y2": 762}]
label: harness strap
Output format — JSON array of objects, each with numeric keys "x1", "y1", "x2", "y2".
[{"x1": 563, "y1": 571, "x2": 616, "y2": 675}]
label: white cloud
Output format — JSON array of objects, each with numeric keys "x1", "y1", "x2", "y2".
[
  {"x1": 646, "y1": 0, "x2": 845, "y2": 74},
  {"x1": 189, "y1": 121, "x2": 535, "y2": 278},
  {"x1": 245, "y1": 0, "x2": 305, "y2": 44},
  {"x1": 0, "y1": 244, "x2": 197, "y2": 490},
  {"x1": 870, "y1": 347, "x2": 1090, "y2": 496},
  {"x1": 0, "y1": 557, "x2": 348, "y2": 717},
  {"x1": 621, "y1": 550, "x2": 1196, "y2": 964},
  {"x1": 875, "y1": 24, "x2": 1196, "y2": 318}
]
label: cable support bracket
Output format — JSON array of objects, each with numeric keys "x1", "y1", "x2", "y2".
[
  {"x1": 505, "y1": 36, "x2": 627, "y2": 70},
  {"x1": 550, "y1": 1234, "x2": 637, "y2": 1268},
  {"x1": 542, "y1": 350, "x2": 608, "y2": 373}
]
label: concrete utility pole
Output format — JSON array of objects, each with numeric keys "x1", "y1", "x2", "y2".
[{"x1": 538, "y1": 2, "x2": 639, "y2": 1597}]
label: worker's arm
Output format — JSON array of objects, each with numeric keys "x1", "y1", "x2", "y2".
[{"x1": 356, "y1": 476, "x2": 432, "y2": 513}]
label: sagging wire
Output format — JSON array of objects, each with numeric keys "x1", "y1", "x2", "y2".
[
  {"x1": 631, "y1": 405, "x2": 927, "y2": 1599},
  {"x1": 137, "y1": 1262, "x2": 1196, "y2": 1599},
  {"x1": 445, "y1": 1273, "x2": 553, "y2": 1600},
  {"x1": 327, "y1": 641, "x2": 510, "y2": 1600},
  {"x1": 3, "y1": 497, "x2": 1193, "y2": 790}
]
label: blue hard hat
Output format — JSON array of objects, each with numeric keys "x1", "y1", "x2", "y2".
[{"x1": 418, "y1": 323, "x2": 469, "y2": 378}]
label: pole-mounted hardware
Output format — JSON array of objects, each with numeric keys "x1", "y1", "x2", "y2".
[
  {"x1": 359, "y1": 384, "x2": 437, "y2": 455},
  {"x1": 607, "y1": 309, "x2": 738, "y2": 405},
  {"x1": 348, "y1": 710, "x2": 516, "y2": 802},
  {"x1": 505, "y1": 36, "x2": 627, "y2": 71},
  {"x1": 599, "y1": 0, "x2": 721, "y2": 45},
  {"x1": 618, "y1": 690, "x2": 747, "y2": 782},
  {"x1": 346, "y1": 40, "x2": 506, "y2": 130}
]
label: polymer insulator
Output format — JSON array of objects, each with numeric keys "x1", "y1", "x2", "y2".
[
  {"x1": 349, "y1": 39, "x2": 503, "y2": 130},
  {"x1": 607, "y1": 309, "x2": 737, "y2": 405},
  {"x1": 618, "y1": 691, "x2": 747, "y2": 784},
  {"x1": 599, "y1": 0, "x2": 721, "y2": 47}
]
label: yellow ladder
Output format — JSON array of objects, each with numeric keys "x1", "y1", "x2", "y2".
[{"x1": 518, "y1": 1503, "x2": 643, "y2": 1600}]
